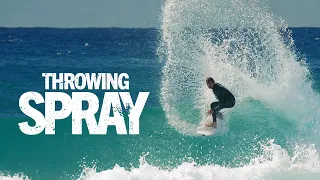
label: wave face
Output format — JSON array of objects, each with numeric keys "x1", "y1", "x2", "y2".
[
  {"x1": 152, "y1": 0, "x2": 320, "y2": 179},
  {"x1": 158, "y1": 0, "x2": 320, "y2": 137}
]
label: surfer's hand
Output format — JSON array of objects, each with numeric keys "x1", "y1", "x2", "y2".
[{"x1": 207, "y1": 109, "x2": 213, "y2": 116}]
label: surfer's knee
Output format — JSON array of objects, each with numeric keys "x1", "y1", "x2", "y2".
[
  {"x1": 210, "y1": 102, "x2": 215, "y2": 109},
  {"x1": 210, "y1": 102, "x2": 219, "y2": 110},
  {"x1": 230, "y1": 100, "x2": 235, "y2": 107},
  {"x1": 227, "y1": 98, "x2": 235, "y2": 107}
]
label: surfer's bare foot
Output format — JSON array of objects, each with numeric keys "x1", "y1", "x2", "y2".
[{"x1": 205, "y1": 122, "x2": 217, "y2": 128}]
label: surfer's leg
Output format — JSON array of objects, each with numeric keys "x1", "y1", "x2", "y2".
[
  {"x1": 211, "y1": 101, "x2": 232, "y2": 120},
  {"x1": 214, "y1": 99, "x2": 235, "y2": 120},
  {"x1": 206, "y1": 102, "x2": 222, "y2": 128},
  {"x1": 210, "y1": 102, "x2": 220, "y2": 122}
]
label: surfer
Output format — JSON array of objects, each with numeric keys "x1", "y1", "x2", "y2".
[{"x1": 205, "y1": 77, "x2": 235, "y2": 128}]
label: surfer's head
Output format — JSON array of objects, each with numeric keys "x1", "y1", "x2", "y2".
[{"x1": 206, "y1": 77, "x2": 215, "y2": 89}]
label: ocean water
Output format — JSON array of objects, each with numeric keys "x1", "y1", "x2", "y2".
[{"x1": 1, "y1": 0, "x2": 320, "y2": 180}]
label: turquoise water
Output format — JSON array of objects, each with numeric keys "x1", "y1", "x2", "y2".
[{"x1": 1, "y1": 0, "x2": 320, "y2": 179}]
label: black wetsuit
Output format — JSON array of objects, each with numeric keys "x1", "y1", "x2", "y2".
[{"x1": 211, "y1": 83, "x2": 235, "y2": 122}]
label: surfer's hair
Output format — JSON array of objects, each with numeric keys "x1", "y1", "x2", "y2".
[{"x1": 206, "y1": 77, "x2": 215, "y2": 83}]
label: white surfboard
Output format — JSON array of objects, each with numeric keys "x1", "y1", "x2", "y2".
[
  {"x1": 196, "y1": 125, "x2": 216, "y2": 136},
  {"x1": 196, "y1": 110, "x2": 227, "y2": 136}
]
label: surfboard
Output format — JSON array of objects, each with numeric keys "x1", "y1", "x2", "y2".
[
  {"x1": 196, "y1": 111, "x2": 225, "y2": 136},
  {"x1": 196, "y1": 125, "x2": 216, "y2": 136}
]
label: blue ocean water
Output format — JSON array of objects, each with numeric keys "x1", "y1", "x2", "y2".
[
  {"x1": 1, "y1": 2, "x2": 320, "y2": 180},
  {"x1": 0, "y1": 27, "x2": 319, "y2": 180},
  {"x1": 0, "y1": 28, "x2": 166, "y2": 179}
]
